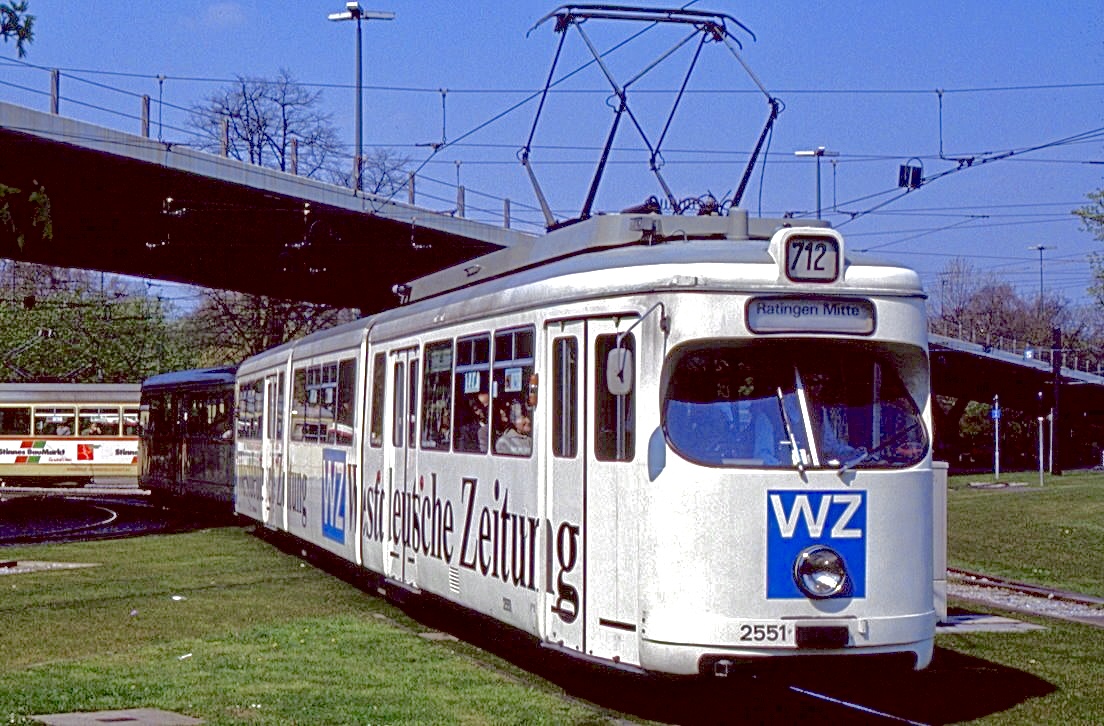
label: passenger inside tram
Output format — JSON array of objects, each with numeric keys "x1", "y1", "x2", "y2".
[
  {"x1": 495, "y1": 400, "x2": 532, "y2": 456},
  {"x1": 455, "y1": 391, "x2": 489, "y2": 453}
]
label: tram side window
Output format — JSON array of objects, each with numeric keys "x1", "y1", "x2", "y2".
[
  {"x1": 308, "y1": 364, "x2": 337, "y2": 442},
  {"x1": 0, "y1": 407, "x2": 32, "y2": 435},
  {"x1": 140, "y1": 396, "x2": 169, "y2": 437},
  {"x1": 291, "y1": 362, "x2": 350, "y2": 444},
  {"x1": 275, "y1": 372, "x2": 286, "y2": 440},
  {"x1": 369, "y1": 352, "x2": 385, "y2": 447},
  {"x1": 291, "y1": 369, "x2": 308, "y2": 441},
  {"x1": 79, "y1": 406, "x2": 120, "y2": 436},
  {"x1": 35, "y1": 407, "x2": 76, "y2": 436},
  {"x1": 453, "y1": 334, "x2": 491, "y2": 454},
  {"x1": 493, "y1": 326, "x2": 535, "y2": 457},
  {"x1": 186, "y1": 396, "x2": 207, "y2": 436},
  {"x1": 333, "y1": 359, "x2": 355, "y2": 445},
  {"x1": 183, "y1": 395, "x2": 230, "y2": 440},
  {"x1": 237, "y1": 380, "x2": 263, "y2": 440},
  {"x1": 123, "y1": 408, "x2": 140, "y2": 436},
  {"x1": 421, "y1": 340, "x2": 454, "y2": 450},
  {"x1": 595, "y1": 333, "x2": 635, "y2": 462},
  {"x1": 408, "y1": 359, "x2": 419, "y2": 447},
  {"x1": 552, "y1": 337, "x2": 578, "y2": 458},
  {"x1": 392, "y1": 361, "x2": 405, "y2": 448}
]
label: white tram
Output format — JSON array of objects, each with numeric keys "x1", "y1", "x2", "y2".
[{"x1": 234, "y1": 211, "x2": 937, "y2": 674}]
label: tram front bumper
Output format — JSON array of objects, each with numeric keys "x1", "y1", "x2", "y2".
[{"x1": 638, "y1": 609, "x2": 936, "y2": 675}]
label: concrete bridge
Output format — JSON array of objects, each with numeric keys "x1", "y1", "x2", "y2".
[{"x1": 0, "y1": 101, "x2": 530, "y2": 313}]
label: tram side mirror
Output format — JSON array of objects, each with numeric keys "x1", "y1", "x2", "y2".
[
  {"x1": 606, "y1": 348, "x2": 634, "y2": 396},
  {"x1": 528, "y1": 373, "x2": 539, "y2": 408}
]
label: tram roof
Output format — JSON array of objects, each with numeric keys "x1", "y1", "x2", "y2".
[
  {"x1": 0, "y1": 382, "x2": 141, "y2": 405},
  {"x1": 395, "y1": 212, "x2": 921, "y2": 307},
  {"x1": 234, "y1": 212, "x2": 926, "y2": 375},
  {"x1": 359, "y1": 213, "x2": 924, "y2": 340},
  {"x1": 236, "y1": 317, "x2": 375, "y2": 379},
  {"x1": 141, "y1": 365, "x2": 239, "y2": 392}
]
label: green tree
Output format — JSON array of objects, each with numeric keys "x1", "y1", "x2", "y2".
[
  {"x1": 0, "y1": 3, "x2": 51, "y2": 253},
  {"x1": 1076, "y1": 190, "x2": 1104, "y2": 306},
  {"x1": 0, "y1": 1, "x2": 33, "y2": 57},
  {"x1": 0, "y1": 263, "x2": 199, "y2": 382}
]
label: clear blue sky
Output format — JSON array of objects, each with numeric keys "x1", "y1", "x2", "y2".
[{"x1": 3, "y1": 1, "x2": 1103, "y2": 308}]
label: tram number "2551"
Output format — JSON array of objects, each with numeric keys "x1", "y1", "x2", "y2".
[{"x1": 738, "y1": 623, "x2": 793, "y2": 644}]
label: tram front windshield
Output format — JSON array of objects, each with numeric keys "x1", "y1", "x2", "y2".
[{"x1": 663, "y1": 341, "x2": 928, "y2": 469}]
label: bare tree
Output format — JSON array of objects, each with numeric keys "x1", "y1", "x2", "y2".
[
  {"x1": 932, "y1": 258, "x2": 978, "y2": 322},
  {"x1": 327, "y1": 147, "x2": 412, "y2": 196},
  {"x1": 184, "y1": 71, "x2": 407, "y2": 357},
  {"x1": 184, "y1": 290, "x2": 359, "y2": 365},
  {"x1": 187, "y1": 69, "x2": 343, "y2": 179}
]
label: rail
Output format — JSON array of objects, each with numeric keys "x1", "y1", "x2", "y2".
[
  {"x1": 929, "y1": 318, "x2": 1104, "y2": 376},
  {"x1": 0, "y1": 57, "x2": 542, "y2": 232}
]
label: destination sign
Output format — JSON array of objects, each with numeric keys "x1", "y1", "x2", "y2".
[{"x1": 747, "y1": 297, "x2": 875, "y2": 334}]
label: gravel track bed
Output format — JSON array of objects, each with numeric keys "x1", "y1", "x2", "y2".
[{"x1": 948, "y1": 576, "x2": 1104, "y2": 626}]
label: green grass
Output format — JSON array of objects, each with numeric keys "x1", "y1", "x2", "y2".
[
  {"x1": 930, "y1": 468, "x2": 1104, "y2": 724},
  {"x1": 0, "y1": 528, "x2": 610, "y2": 725},
  {"x1": 930, "y1": 609, "x2": 1104, "y2": 725},
  {"x1": 946, "y1": 469, "x2": 1104, "y2": 597},
  {"x1": 2, "y1": 474, "x2": 1103, "y2": 725}
]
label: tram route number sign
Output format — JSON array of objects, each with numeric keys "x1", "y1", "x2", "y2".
[{"x1": 785, "y1": 236, "x2": 839, "y2": 282}]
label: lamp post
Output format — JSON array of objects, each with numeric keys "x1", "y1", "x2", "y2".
[
  {"x1": 1029, "y1": 244, "x2": 1049, "y2": 316},
  {"x1": 794, "y1": 146, "x2": 838, "y2": 219},
  {"x1": 329, "y1": 2, "x2": 394, "y2": 193}
]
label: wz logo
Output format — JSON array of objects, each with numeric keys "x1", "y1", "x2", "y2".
[
  {"x1": 322, "y1": 448, "x2": 347, "y2": 544},
  {"x1": 766, "y1": 490, "x2": 866, "y2": 599}
]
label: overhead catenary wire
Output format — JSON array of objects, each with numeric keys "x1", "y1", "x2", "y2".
[{"x1": 2, "y1": 46, "x2": 1100, "y2": 301}]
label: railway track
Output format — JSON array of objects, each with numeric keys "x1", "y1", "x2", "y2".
[
  {"x1": 948, "y1": 567, "x2": 1104, "y2": 626},
  {"x1": 0, "y1": 494, "x2": 192, "y2": 546}
]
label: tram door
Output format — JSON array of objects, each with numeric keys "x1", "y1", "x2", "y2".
[
  {"x1": 542, "y1": 317, "x2": 639, "y2": 661},
  {"x1": 583, "y1": 319, "x2": 639, "y2": 662},
  {"x1": 386, "y1": 348, "x2": 419, "y2": 587},
  {"x1": 542, "y1": 320, "x2": 586, "y2": 653},
  {"x1": 261, "y1": 373, "x2": 283, "y2": 528}
]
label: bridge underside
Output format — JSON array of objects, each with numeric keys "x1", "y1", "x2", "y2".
[
  {"x1": 931, "y1": 338, "x2": 1104, "y2": 470},
  {"x1": 0, "y1": 119, "x2": 504, "y2": 312}
]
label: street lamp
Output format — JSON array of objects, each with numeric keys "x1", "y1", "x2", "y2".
[
  {"x1": 329, "y1": 2, "x2": 394, "y2": 193},
  {"x1": 794, "y1": 146, "x2": 839, "y2": 219},
  {"x1": 1028, "y1": 244, "x2": 1050, "y2": 316}
]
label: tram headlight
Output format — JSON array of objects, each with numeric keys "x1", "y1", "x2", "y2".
[{"x1": 793, "y1": 545, "x2": 848, "y2": 599}]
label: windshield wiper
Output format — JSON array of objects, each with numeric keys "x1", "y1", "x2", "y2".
[{"x1": 776, "y1": 387, "x2": 805, "y2": 474}]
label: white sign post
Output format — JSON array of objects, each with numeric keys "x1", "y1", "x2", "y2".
[
  {"x1": 992, "y1": 395, "x2": 1000, "y2": 481},
  {"x1": 1037, "y1": 416, "x2": 1045, "y2": 487}
]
